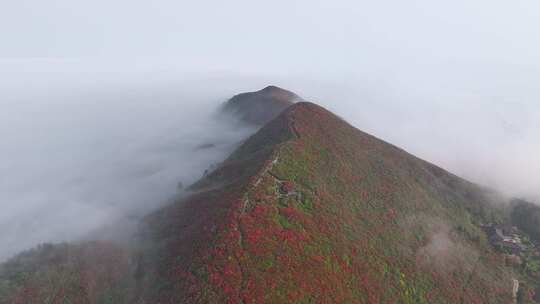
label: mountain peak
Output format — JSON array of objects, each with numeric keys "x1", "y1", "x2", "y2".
[
  {"x1": 259, "y1": 85, "x2": 296, "y2": 96},
  {"x1": 143, "y1": 98, "x2": 514, "y2": 303},
  {"x1": 2, "y1": 90, "x2": 520, "y2": 304},
  {"x1": 261, "y1": 85, "x2": 284, "y2": 92},
  {"x1": 222, "y1": 86, "x2": 301, "y2": 125}
]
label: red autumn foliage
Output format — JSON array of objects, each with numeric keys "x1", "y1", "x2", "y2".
[
  {"x1": 1, "y1": 92, "x2": 519, "y2": 304},
  {"x1": 134, "y1": 101, "x2": 515, "y2": 303}
]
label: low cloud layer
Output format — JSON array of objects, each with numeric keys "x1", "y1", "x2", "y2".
[
  {"x1": 0, "y1": 71, "x2": 257, "y2": 261},
  {"x1": 222, "y1": 69, "x2": 540, "y2": 202},
  {"x1": 307, "y1": 67, "x2": 540, "y2": 201},
  {"x1": 415, "y1": 220, "x2": 478, "y2": 274}
]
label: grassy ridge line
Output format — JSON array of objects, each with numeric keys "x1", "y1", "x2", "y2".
[
  {"x1": 0, "y1": 99, "x2": 520, "y2": 303},
  {"x1": 140, "y1": 102, "x2": 514, "y2": 303}
]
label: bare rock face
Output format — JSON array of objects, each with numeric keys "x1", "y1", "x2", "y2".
[{"x1": 221, "y1": 85, "x2": 301, "y2": 125}]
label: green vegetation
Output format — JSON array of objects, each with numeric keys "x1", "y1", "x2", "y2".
[
  {"x1": 138, "y1": 102, "x2": 517, "y2": 303},
  {"x1": 512, "y1": 199, "x2": 540, "y2": 242}
]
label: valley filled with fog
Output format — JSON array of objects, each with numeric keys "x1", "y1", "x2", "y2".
[{"x1": 0, "y1": 71, "x2": 257, "y2": 261}]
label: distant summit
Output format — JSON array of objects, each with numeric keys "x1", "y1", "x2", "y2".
[{"x1": 222, "y1": 85, "x2": 301, "y2": 125}]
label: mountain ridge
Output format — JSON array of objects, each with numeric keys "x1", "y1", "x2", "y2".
[
  {"x1": 139, "y1": 100, "x2": 514, "y2": 303},
  {"x1": 3, "y1": 88, "x2": 538, "y2": 303}
]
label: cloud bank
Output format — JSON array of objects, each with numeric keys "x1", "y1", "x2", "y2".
[{"x1": 0, "y1": 68, "x2": 257, "y2": 261}]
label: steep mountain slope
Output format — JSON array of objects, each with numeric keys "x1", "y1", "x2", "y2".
[
  {"x1": 0, "y1": 242, "x2": 132, "y2": 304},
  {"x1": 140, "y1": 101, "x2": 514, "y2": 303},
  {"x1": 0, "y1": 88, "x2": 523, "y2": 303}
]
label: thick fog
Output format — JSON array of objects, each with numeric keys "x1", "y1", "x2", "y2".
[
  {"x1": 0, "y1": 65, "x2": 259, "y2": 261},
  {"x1": 305, "y1": 67, "x2": 540, "y2": 201},
  {"x1": 1, "y1": 0, "x2": 540, "y2": 260}
]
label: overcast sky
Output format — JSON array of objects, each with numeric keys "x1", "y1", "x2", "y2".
[
  {"x1": 2, "y1": 1, "x2": 539, "y2": 66},
  {"x1": 1, "y1": 0, "x2": 539, "y2": 259}
]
